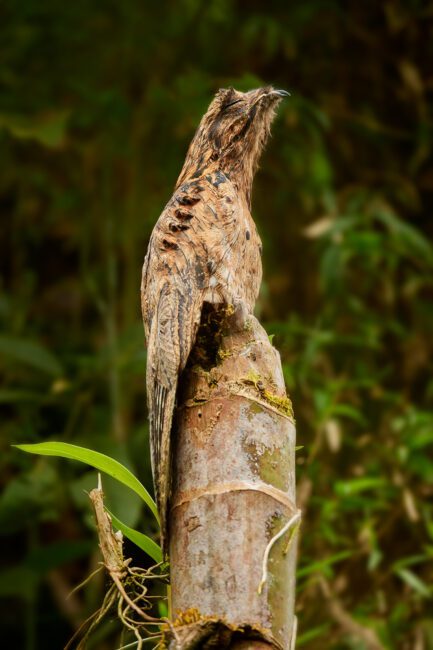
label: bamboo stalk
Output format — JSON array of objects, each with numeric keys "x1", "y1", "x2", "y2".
[{"x1": 168, "y1": 313, "x2": 299, "y2": 649}]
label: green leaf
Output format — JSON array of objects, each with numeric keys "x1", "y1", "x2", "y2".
[
  {"x1": 0, "y1": 464, "x2": 61, "y2": 534},
  {"x1": 0, "y1": 336, "x2": 63, "y2": 376},
  {"x1": 335, "y1": 477, "x2": 386, "y2": 496},
  {"x1": 297, "y1": 623, "x2": 331, "y2": 645},
  {"x1": 395, "y1": 568, "x2": 431, "y2": 598},
  {"x1": 330, "y1": 403, "x2": 367, "y2": 425},
  {"x1": 70, "y1": 470, "x2": 142, "y2": 529},
  {"x1": 393, "y1": 554, "x2": 429, "y2": 571},
  {"x1": 0, "y1": 110, "x2": 69, "y2": 148},
  {"x1": 376, "y1": 208, "x2": 433, "y2": 265},
  {"x1": 158, "y1": 600, "x2": 168, "y2": 618},
  {"x1": 0, "y1": 566, "x2": 39, "y2": 601},
  {"x1": 0, "y1": 389, "x2": 46, "y2": 403},
  {"x1": 26, "y1": 540, "x2": 94, "y2": 573},
  {"x1": 14, "y1": 442, "x2": 159, "y2": 524},
  {"x1": 297, "y1": 550, "x2": 352, "y2": 578},
  {"x1": 108, "y1": 509, "x2": 162, "y2": 564},
  {"x1": 368, "y1": 548, "x2": 383, "y2": 572}
]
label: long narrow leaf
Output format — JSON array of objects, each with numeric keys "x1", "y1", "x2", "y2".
[
  {"x1": 15, "y1": 442, "x2": 159, "y2": 524},
  {"x1": 107, "y1": 509, "x2": 162, "y2": 564},
  {"x1": 297, "y1": 550, "x2": 352, "y2": 578},
  {"x1": 0, "y1": 336, "x2": 63, "y2": 376},
  {"x1": 395, "y1": 568, "x2": 431, "y2": 598},
  {"x1": 297, "y1": 623, "x2": 331, "y2": 646}
]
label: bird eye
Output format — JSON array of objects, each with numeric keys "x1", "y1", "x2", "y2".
[{"x1": 224, "y1": 99, "x2": 242, "y2": 110}]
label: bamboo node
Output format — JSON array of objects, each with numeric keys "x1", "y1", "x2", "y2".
[{"x1": 170, "y1": 480, "x2": 297, "y2": 513}]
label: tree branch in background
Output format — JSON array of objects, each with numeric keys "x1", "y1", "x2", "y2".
[{"x1": 318, "y1": 577, "x2": 385, "y2": 650}]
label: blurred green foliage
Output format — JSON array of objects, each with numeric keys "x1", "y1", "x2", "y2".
[{"x1": 1, "y1": 0, "x2": 432, "y2": 648}]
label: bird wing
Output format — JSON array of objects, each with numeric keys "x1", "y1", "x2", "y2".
[{"x1": 141, "y1": 182, "x2": 210, "y2": 550}]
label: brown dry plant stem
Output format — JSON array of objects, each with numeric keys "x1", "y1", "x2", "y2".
[
  {"x1": 318, "y1": 577, "x2": 385, "y2": 650},
  {"x1": 167, "y1": 313, "x2": 299, "y2": 649},
  {"x1": 65, "y1": 478, "x2": 169, "y2": 650}
]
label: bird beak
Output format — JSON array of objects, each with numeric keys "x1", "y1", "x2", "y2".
[
  {"x1": 252, "y1": 88, "x2": 291, "y2": 108},
  {"x1": 270, "y1": 89, "x2": 290, "y2": 98}
]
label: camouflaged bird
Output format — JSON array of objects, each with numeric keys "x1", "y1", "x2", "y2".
[{"x1": 141, "y1": 86, "x2": 289, "y2": 549}]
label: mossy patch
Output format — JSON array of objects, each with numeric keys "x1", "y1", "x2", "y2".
[
  {"x1": 160, "y1": 609, "x2": 280, "y2": 649},
  {"x1": 172, "y1": 607, "x2": 203, "y2": 626},
  {"x1": 262, "y1": 390, "x2": 294, "y2": 420},
  {"x1": 241, "y1": 371, "x2": 294, "y2": 420},
  {"x1": 248, "y1": 400, "x2": 263, "y2": 416},
  {"x1": 243, "y1": 432, "x2": 291, "y2": 492},
  {"x1": 216, "y1": 347, "x2": 232, "y2": 362},
  {"x1": 259, "y1": 445, "x2": 291, "y2": 490}
]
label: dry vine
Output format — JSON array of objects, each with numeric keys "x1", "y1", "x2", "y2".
[{"x1": 65, "y1": 475, "x2": 171, "y2": 650}]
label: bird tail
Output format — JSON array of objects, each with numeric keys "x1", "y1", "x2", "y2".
[{"x1": 148, "y1": 381, "x2": 177, "y2": 556}]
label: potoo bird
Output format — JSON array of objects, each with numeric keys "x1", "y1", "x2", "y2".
[{"x1": 141, "y1": 86, "x2": 289, "y2": 549}]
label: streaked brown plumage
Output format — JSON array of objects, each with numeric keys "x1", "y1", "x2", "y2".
[{"x1": 141, "y1": 86, "x2": 288, "y2": 550}]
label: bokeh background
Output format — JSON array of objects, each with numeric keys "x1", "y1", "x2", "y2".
[{"x1": 1, "y1": 1, "x2": 433, "y2": 648}]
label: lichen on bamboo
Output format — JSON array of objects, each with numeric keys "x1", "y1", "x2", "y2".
[{"x1": 240, "y1": 370, "x2": 295, "y2": 420}]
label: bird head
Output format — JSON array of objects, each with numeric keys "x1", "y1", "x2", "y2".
[{"x1": 176, "y1": 86, "x2": 289, "y2": 198}]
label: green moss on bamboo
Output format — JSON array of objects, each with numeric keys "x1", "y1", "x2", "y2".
[
  {"x1": 262, "y1": 390, "x2": 294, "y2": 419},
  {"x1": 243, "y1": 432, "x2": 291, "y2": 492},
  {"x1": 217, "y1": 347, "x2": 232, "y2": 362},
  {"x1": 241, "y1": 371, "x2": 294, "y2": 420}
]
